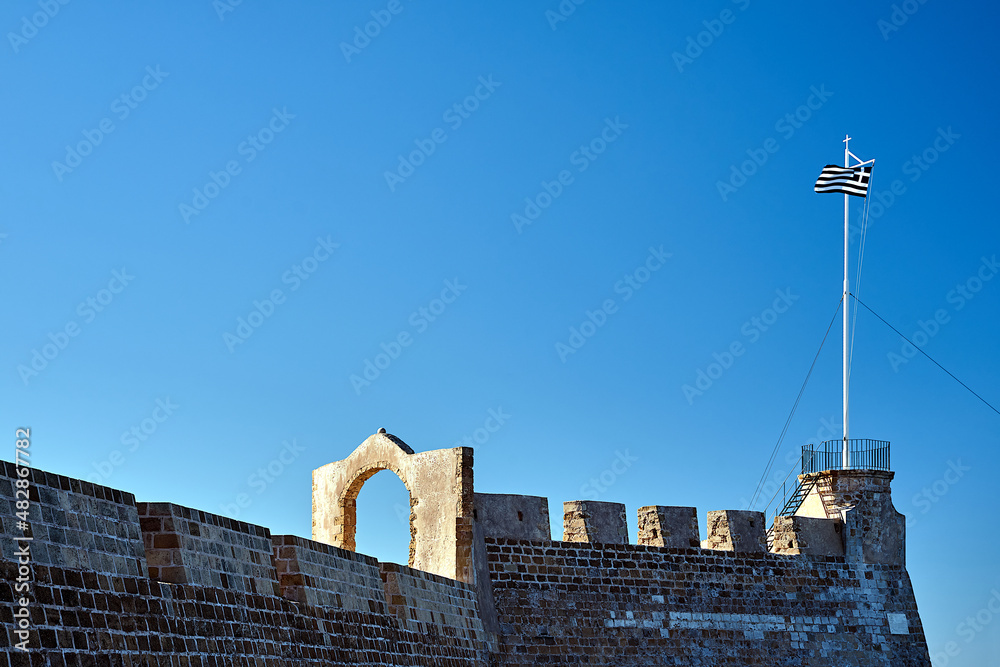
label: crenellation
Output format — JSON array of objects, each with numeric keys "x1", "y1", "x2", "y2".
[
  {"x1": 0, "y1": 432, "x2": 928, "y2": 665},
  {"x1": 474, "y1": 493, "x2": 550, "y2": 541},
  {"x1": 562, "y1": 500, "x2": 629, "y2": 544},
  {"x1": 771, "y1": 515, "x2": 845, "y2": 556},
  {"x1": 702, "y1": 509, "x2": 767, "y2": 552},
  {"x1": 637, "y1": 505, "x2": 700, "y2": 548}
]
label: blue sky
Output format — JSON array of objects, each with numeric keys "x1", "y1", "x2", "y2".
[{"x1": 2, "y1": 2, "x2": 998, "y2": 663}]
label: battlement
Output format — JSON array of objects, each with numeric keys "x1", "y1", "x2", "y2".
[
  {"x1": 470, "y1": 487, "x2": 894, "y2": 563},
  {"x1": 1, "y1": 431, "x2": 928, "y2": 665}
]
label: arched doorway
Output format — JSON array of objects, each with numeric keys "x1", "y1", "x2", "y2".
[
  {"x1": 312, "y1": 429, "x2": 475, "y2": 583},
  {"x1": 347, "y1": 465, "x2": 416, "y2": 567}
]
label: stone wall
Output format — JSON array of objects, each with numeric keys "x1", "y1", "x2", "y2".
[
  {"x1": 0, "y1": 559, "x2": 493, "y2": 665},
  {"x1": 271, "y1": 533, "x2": 385, "y2": 610},
  {"x1": 797, "y1": 470, "x2": 905, "y2": 565},
  {"x1": 483, "y1": 537, "x2": 930, "y2": 666},
  {"x1": 0, "y1": 446, "x2": 929, "y2": 667},
  {"x1": 0, "y1": 460, "x2": 144, "y2": 577},
  {"x1": 139, "y1": 501, "x2": 279, "y2": 596},
  {"x1": 0, "y1": 461, "x2": 495, "y2": 666},
  {"x1": 380, "y1": 562, "x2": 494, "y2": 653}
]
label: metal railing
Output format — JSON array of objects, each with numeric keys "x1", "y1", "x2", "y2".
[{"x1": 801, "y1": 439, "x2": 890, "y2": 474}]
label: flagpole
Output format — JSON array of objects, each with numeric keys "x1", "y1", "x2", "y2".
[{"x1": 842, "y1": 134, "x2": 850, "y2": 469}]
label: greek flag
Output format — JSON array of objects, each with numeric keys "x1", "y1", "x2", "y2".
[{"x1": 814, "y1": 164, "x2": 873, "y2": 197}]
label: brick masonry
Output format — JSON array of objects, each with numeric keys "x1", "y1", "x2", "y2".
[
  {"x1": 138, "y1": 501, "x2": 279, "y2": 597},
  {"x1": 0, "y1": 461, "x2": 144, "y2": 578},
  {"x1": 271, "y1": 533, "x2": 385, "y2": 610},
  {"x1": 1, "y1": 430, "x2": 931, "y2": 666},
  {"x1": 483, "y1": 538, "x2": 929, "y2": 666},
  {"x1": 1, "y1": 462, "x2": 495, "y2": 666}
]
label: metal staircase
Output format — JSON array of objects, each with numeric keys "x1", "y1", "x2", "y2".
[{"x1": 764, "y1": 477, "x2": 817, "y2": 550}]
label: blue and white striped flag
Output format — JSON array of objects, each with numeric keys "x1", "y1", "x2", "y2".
[{"x1": 814, "y1": 164, "x2": 873, "y2": 197}]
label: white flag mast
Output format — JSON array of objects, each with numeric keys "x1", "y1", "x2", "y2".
[
  {"x1": 810, "y1": 144, "x2": 875, "y2": 473},
  {"x1": 840, "y1": 135, "x2": 874, "y2": 468},
  {"x1": 842, "y1": 135, "x2": 850, "y2": 469}
]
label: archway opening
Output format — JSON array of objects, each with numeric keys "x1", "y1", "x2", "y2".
[{"x1": 353, "y1": 468, "x2": 414, "y2": 566}]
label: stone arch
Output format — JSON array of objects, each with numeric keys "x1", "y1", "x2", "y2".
[
  {"x1": 340, "y1": 460, "x2": 417, "y2": 566},
  {"x1": 312, "y1": 430, "x2": 475, "y2": 583}
]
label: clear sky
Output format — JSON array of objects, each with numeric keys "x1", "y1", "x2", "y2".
[{"x1": 2, "y1": 2, "x2": 998, "y2": 664}]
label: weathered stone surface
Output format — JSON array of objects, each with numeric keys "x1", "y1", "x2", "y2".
[
  {"x1": 703, "y1": 509, "x2": 766, "y2": 552},
  {"x1": 484, "y1": 537, "x2": 931, "y2": 666},
  {"x1": 0, "y1": 434, "x2": 930, "y2": 666},
  {"x1": 138, "y1": 502, "x2": 279, "y2": 597},
  {"x1": 311, "y1": 431, "x2": 475, "y2": 583},
  {"x1": 796, "y1": 470, "x2": 905, "y2": 565},
  {"x1": 770, "y1": 515, "x2": 845, "y2": 556},
  {"x1": 637, "y1": 505, "x2": 699, "y2": 548},
  {"x1": 380, "y1": 561, "x2": 494, "y2": 652},
  {"x1": 271, "y1": 533, "x2": 384, "y2": 610},
  {"x1": 562, "y1": 500, "x2": 629, "y2": 544},
  {"x1": 0, "y1": 460, "x2": 145, "y2": 577},
  {"x1": 474, "y1": 493, "x2": 550, "y2": 541}
]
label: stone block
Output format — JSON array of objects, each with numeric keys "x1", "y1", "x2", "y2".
[
  {"x1": 637, "y1": 506, "x2": 699, "y2": 548},
  {"x1": 562, "y1": 500, "x2": 628, "y2": 544},
  {"x1": 703, "y1": 510, "x2": 765, "y2": 553},
  {"x1": 474, "y1": 493, "x2": 550, "y2": 541},
  {"x1": 270, "y1": 534, "x2": 384, "y2": 611},
  {"x1": 137, "y1": 502, "x2": 279, "y2": 596},
  {"x1": 770, "y1": 515, "x2": 844, "y2": 556},
  {"x1": 0, "y1": 460, "x2": 145, "y2": 577}
]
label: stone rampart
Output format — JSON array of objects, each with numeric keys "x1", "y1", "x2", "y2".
[
  {"x1": 483, "y1": 537, "x2": 929, "y2": 666},
  {"x1": 0, "y1": 431, "x2": 929, "y2": 666}
]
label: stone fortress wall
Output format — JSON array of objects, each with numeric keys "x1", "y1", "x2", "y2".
[{"x1": 1, "y1": 431, "x2": 931, "y2": 666}]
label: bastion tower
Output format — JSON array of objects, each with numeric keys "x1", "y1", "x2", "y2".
[{"x1": 1, "y1": 431, "x2": 927, "y2": 665}]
